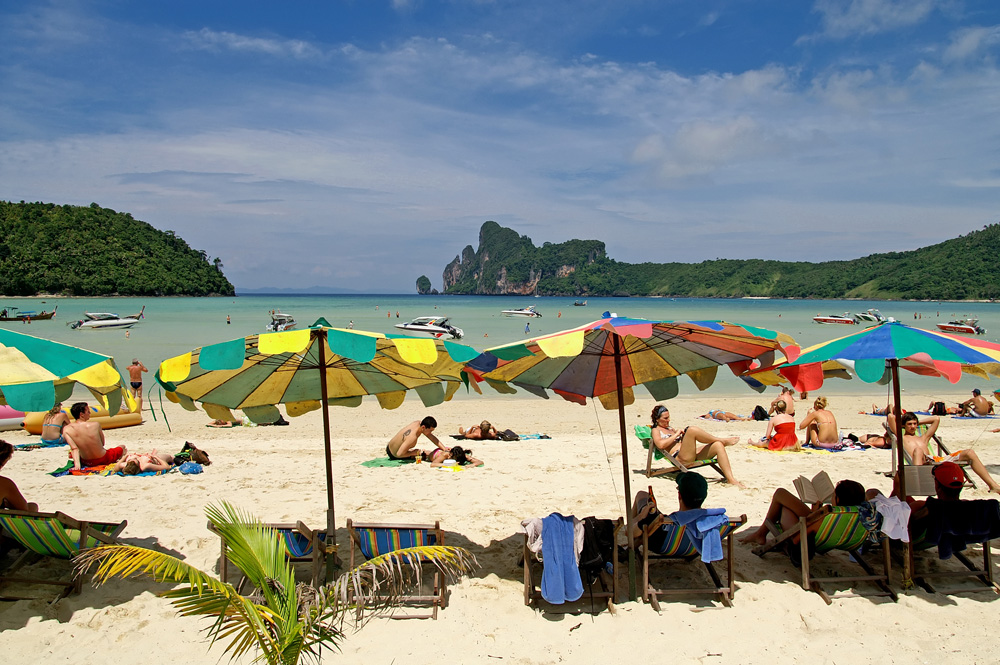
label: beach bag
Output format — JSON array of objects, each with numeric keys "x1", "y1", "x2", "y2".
[
  {"x1": 497, "y1": 428, "x2": 520, "y2": 441},
  {"x1": 752, "y1": 405, "x2": 769, "y2": 421},
  {"x1": 931, "y1": 401, "x2": 947, "y2": 416},
  {"x1": 579, "y1": 517, "x2": 615, "y2": 585}
]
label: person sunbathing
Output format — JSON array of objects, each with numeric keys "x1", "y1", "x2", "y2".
[
  {"x1": 797, "y1": 396, "x2": 843, "y2": 449},
  {"x1": 899, "y1": 412, "x2": 1000, "y2": 494},
  {"x1": 421, "y1": 445, "x2": 483, "y2": 467},
  {"x1": 748, "y1": 399, "x2": 798, "y2": 451},
  {"x1": 649, "y1": 404, "x2": 743, "y2": 488},
  {"x1": 114, "y1": 450, "x2": 176, "y2": 475},
  {"x1": 739, "y1": 479, "x2": 867, "y2": 547},
  {"x1": 40, "y1": 403, "x2": 70, "y2": 445},
  {"x1": 208, "y1": 418, "x2": 243, "y2": 427},
  {"x1": 700, "y1": 410, "x2": 752, "y2": 422},
  {"x1": 0, "y1": 441, "x2": 38, "y2": 512},
  {"x1": 458, "y1": 420, "x2": 498, "y2": 439},
  {"x1": 853, "y1": 433, "x2": 890, "y2": 449}
]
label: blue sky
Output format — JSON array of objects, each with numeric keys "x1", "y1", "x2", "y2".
[{"x1": 2, "y1": 1, "x2": 999, "y2": 293}]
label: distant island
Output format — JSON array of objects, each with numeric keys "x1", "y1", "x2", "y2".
[
  {"x1": 417, "y1": 221, "x2": 1000, "y2": 300},
  {"x1": 0, "y1": 201, "x2": 235, "y2": 296}
]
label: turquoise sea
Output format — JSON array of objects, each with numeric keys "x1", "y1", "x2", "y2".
[{"x1": 3, "y1": 295, "x2": 998, "y2": 399}]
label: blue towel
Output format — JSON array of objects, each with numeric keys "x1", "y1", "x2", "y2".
[
  {"x1": 668, "y1": 508, "x2": 728, "y2": 562},
  {"x1": 540, "y1": 513, "x2": 583, "y2": 604}
]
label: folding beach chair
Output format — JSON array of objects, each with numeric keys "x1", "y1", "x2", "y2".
[
  {"x1": 636, "y1": 488, "x2": 746, "y2": 609},
  {"x1": 754, "y1": 504, "x2": 897, "y2": 605},
  {"x1": 882, "y1": 423, "x2": 977, "y2": 489},
  {"x1": 902, "y1": 498, "x2": 1000, "y2": 595},
  {"x1": 346, "y1": 519, "x2": 446, "y2": 619},
  {"x1": 522, "y1": 515, "x2": 623, "y2": 615},
  {"x1": 634, "y1": 426, "x2": 725, "y2": 480},
  {"x1": 0, "y1": 509, "x2": 127, "y2": 601},
  {"x1": 208, "y1": 520, "x2": 330, "y2": 590}
]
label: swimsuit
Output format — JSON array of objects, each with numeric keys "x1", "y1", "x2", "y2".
[
  {"x1": 81, "y1": 446, "x2": 125, "y2": 467},
  {"x1": 41, "y1": 421, "x2": 65, "y2": 445},
  {"x1": 386, "y1": 444, "x2": 410, "y2": 461},
  {"x1": 767, "y1": 421, "x2": 798, "y2": 451},
  {"x1": 131, "y1": 381, "x2": 142, "y2": 389}
]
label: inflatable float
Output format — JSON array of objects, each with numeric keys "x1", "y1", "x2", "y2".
[
  {"x1": 21, "y1": 404, "x2": 143, "y2": 435},
  {"x1": 0, "y1": 405, "x2": 26, "y2": 432}
]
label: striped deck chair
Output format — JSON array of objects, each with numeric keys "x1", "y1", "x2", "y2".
[
  {"x1": 755, "y1": 504, "x2": 896, "y2": 605},
  {"x1": 347, "y1": 519, "x2": 445, "y2": 619},
  {"x1": 639, "y1": 506, "x2": 747, "y2": 609},
  {"x1": 208, "y1": 521, "x2": 329, "y2": 590},
  {"x1": 881, "y1": 423, "x2": 977, "y2": 489},
  {"x1": 0, "y1": 509, "x2": 127, "y2": 601},
  {"x1": 634, "y1": 426, "x2": 724, "y2": 481}
]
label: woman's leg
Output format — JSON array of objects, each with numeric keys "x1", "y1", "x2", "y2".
[
  {"x1": 691, "y1": 440, "x2": 743, "y2": 488},
  {"x1": 683, "y1": 425, "x2": 739, "y2": 449},
  {"x1": 739, "y1": 488, "x2": 809, "y2": 544}
]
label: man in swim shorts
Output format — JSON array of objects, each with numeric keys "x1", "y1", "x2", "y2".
[
  {"x1": 127, "y1": 358, "x2": 148, "y2": 399},
  {"x1": 900, "y1": 412, "x2": 1000, "y2": 494},
  {"x1": 63, "y1": 402, "x2": 127, "y2": 470},
  {"x1": 959, "y1": 388, "x2": 994, "y2": 417},
  {"x1": 386, "y1": 416, "x2": 446, "y2": 460}
]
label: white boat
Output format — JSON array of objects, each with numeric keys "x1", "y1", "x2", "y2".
[
  {"x1": 394, "y1": 316, "x2": 464, "y2": 340},
  {"x1": 502, "y1": 306, "x2": 542, "y2": 318},
  {"x1": 69, "y1": 306, "x2": 144, "y2": 330},
  {"x1": 936, "y1": 318, "x2": 986, "y2": 335},
  {"x1": 265, "y1": 311, "x2": 296, "y2": 332},
  {"x1": 812, "y1": 312, "x2": 856, "y2": 325},
  {"x1": 854, "y1": 308, "x2": 887, "y2": 324}
]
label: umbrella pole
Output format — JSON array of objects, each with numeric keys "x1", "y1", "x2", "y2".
[
  {"x1": 890, "y1": 359, "x2": 905, "y2": 498},
  {"x1": 612, "y1": 336, "x2": 637, "y2": 602},
  {"x1": 317, "y1": 329, "x2": 338, "y2": 581}
]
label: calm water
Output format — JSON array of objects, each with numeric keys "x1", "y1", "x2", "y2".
[{"x1": 3, "y1": 295, "x2": 998, "y2": 399}]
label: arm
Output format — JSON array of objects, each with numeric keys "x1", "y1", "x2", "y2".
[
  {"x1": 764, "y1": 419, "x2": 776, "y2": 439},
  {"x1": 0, "y1": 477, "x2": 30, "y2": 512},
  {"x1": 921, "y1": 415, "x2": 940, "y2": 439},
  {"x1": 64, "y1": 428, "x2": 82, "y2": 470},
  {"x1": 423, "y1": 431, "x2": 445, "y2": 449},
  {"x1": 140, "y1": 363, "x2": 148, "y2": 374},
  {"x1": 797, "y1": 412, "x2": 816, "y2": 431}
]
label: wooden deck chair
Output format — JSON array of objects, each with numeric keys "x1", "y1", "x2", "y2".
[
  {"x1": 637, "y1": 492, "x2": 746, "y2": 609},
  {"x1": 0, "y1": 509, "x2": 126, "y2": 601},
  {"x1": 346, "y1": 519, "x2": 446, "y2": 619},
  {"x1": 882, "y1": 423, "x2": 977, "y2": 489},
  {"x1": 523, "y1": 516, "x2": 623, "y2": 615},
  {"x1": 634, "y1": 426, "x2": 725, "y2": 480},
  {"x1": 208, "y1": 520, "x2": 329, "y2": 590},
  {"x1": 902, "y1": 499, "x2": 1000, "y2": 595},
  {"x1": 754, "y1": 505, "x2": 897, "y2": 605}
]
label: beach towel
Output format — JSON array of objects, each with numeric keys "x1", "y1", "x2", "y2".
[
  {"x1": 540, "y1": 513, "x2": 584, "y2": 604},
  {"x1": 667, "y1": 508, "x2": 728, "y2": 563},
  {"x1": 15, "y1": 440, "x2": 68, "y2": 451},
  {"x1": 451, "y1": 432, "x2": 550, "y2": 440},
  {"x1": 361, "y1": 457, "x2": 414, "y2": 467}
]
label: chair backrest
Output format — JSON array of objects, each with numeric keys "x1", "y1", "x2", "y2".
[
  {"x1": 348, "y1": 521, "x2": 442, "y2": 562},
  {"x1": 274, "y1": 527, "x2": 327, "y2": 559},
  {"x1": 634, "y1": 425, "x2": 667, "y2": 460},
  {"x1": 0, "y1": 510, "x2": 124, "y2": 559},
  {"x1": 812, "y1": 507, "x2": 868, "y2": 554},
  {"x1": 650, "y1": 519, "x2": 742, "y2": 557}
]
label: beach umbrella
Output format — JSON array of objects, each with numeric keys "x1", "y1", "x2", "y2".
[
  {"x1": 0, "y1": 327, "x2": 131, "y2": 414},
  {"x1": 155, "y1": 319, "x2": 479, "y2": 572},
  {"x1": 465, "y1": 313, "x2": 798, "y2": 600},
  {"x1": 775, "y1": 321, "x2": 1000, "y2": 496}
]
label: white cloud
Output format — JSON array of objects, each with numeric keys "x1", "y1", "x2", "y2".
[
  {"x1": 807, "y1": 0, "x2": 939, "y2": 40},
  {"x1": 182, "y1": 28, "x2": 325, "y2": 60},
  {"x1": 944, "y1": 25, "x2": 1000, "y2": 62}
]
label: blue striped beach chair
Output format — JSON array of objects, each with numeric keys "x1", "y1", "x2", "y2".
[
  {"x1": 209, "y1": 520, "x2": 329, "y2": 589},
  {"x1": 755, "y1": 504, "x2": 896, "y2": 604},
  {"x1": 0, "y1": 509, "x2": 127, "y2": 601},
  {"x1": 347, "y1": 519, "x2": 445, "y2": 619}
]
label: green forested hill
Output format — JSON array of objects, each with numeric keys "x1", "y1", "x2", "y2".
[
  {"x1": 0, "y1": 201, "x2": 235, "y2": 296},
  {"x1": 433, "y1": 221, "x2": 1000, "y2": 300}
]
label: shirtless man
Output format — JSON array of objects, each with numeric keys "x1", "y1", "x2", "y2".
[
  {"x1": 127, "y1": 358, "x2": 148, "y2": 399},
  {"x1": 63, "y1": 402, "x2": 126, "y2": 470},
  {"x1": 769, "y1": 386, "x2": 795, "y2": 417},
  {"x1": 899, "y1": 412, "x2": 1000, "y2": 494},
  {"x1": 386, "y1": 416, "x2": 445, "y2": 460},
  {"x1": 959, "y1": 389, "x2": 994, "y2": 417}
]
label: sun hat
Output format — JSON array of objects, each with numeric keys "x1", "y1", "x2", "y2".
[
  {"x1": 676, "y1": 472, "x2": 708, "y2": 504},
  {"x1": 932, "y1": 462, "x2": 965, "y2": 489}
]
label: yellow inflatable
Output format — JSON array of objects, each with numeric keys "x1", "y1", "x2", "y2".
[{"x1": 22, "y1": 405, "x2": 143, "y2": 435}]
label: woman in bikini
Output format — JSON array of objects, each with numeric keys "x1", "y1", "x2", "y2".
[
  {"x1": 649, "y1": 405, "x2": 743, "y2": 487},
  {"x1": 797, "y1": 396, "x2": 843, "y2": 449},
  {"x1": 40, "y1": 403, "x2": 70, "y2": 445},
  {"x1": 700, "y1": 410, "x2": 753, "y2": 422},
  {"x1": 458, "y1": 421, "x2": 498, "y2": 439},
  {"x1": 0, "y1": 440, "x2": 37, "y2": 511},
  {"x1": 421, "y1": 445, "x2": 483, "y2": 467},
  {"x1": 114, "y1": 450, "x2": 176, "y2": 475}
]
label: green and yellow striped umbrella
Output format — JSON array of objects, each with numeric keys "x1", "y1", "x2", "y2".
[{"x1": 0, "y1": 328, "x2": 129, "y2": 414}]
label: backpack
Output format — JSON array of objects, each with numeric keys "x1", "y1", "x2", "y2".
[
  {"x1": 752, "y1": 405, "x2": 770, "y2": 421},
  {"x1": 578, "y1": 516, "x2": 615, "y2": 586},
  {"x1": 930, "y1": 401, "x2": 947, "y2": 416},
  {"x1": 497, "y1": 428, "x2": 520, "y2": 441}
]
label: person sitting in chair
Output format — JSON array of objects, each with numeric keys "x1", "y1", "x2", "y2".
[
  {"x1": 898, "y1": 412, "x2": 1000, "y2": 494},
  {"x1": 631, "y1": 472, "x2": 709, "y2": 548},
  {"x1": 739, "y1": 479, "x2": 867, "y2": 547},
  {"x1": 649, "y1": 405, "x2": 743, "y2": 488},
  {"x1": 0, "y1": 441, "x2": 38, "y2": 512}
]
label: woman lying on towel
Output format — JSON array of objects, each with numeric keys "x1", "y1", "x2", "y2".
[
  {"x1": 0, "y1": 440, "x2": 38, "y2": 511},
  {"x1": 700, "y1": 409, "x2": 753, "y2": 422},
  {"x1": 457, "y1": 421, "x2": 498, "y2": 439},
  {"x1": 420, "y1": 445, "x2": 484, "y2": 467},
  {"x1": 114, "y1": 450, "x2": 175, "y2": 475},
  {"x1": 650, "y1": 405, "x2": 743, "y2": 488}
]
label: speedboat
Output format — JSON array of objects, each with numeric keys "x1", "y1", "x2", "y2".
[
  {"x1": 853, "y1": 308, "x2": 887, "y2": 324},
  {"x1": 812, "y1": 313, "x2": 856, "y2": 325},
  {"x1": 501, "y1": 306, "x2": 542, "y2": 318},
  {"x1": 265, "y1": 311, "x2": 296, "y2": 332},
  {"x1": 394, "y1": 316, "x2": 464, "y2": 340},
  {"x1": 70, "y1": 311, "x2": 142, "y2": 330},
  {"x1": 936, "y1": 319, "x2": 986, "y2": 335},
  {"x1": 573, "y1": 300, "x2": 587, "y2": 306}
]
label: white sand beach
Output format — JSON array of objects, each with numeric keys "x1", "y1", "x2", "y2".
[{"x1": 2, "y1": 391, "x2": 999, "y2": 664}]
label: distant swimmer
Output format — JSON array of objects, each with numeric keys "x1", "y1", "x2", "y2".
[{"x1": 227, "y1": 315, "x2": 231, "y2": 325}]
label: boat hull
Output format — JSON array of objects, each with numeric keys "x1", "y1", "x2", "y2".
[
  {"x1": 0, "y1": 306, "x2": 57, "y2": 322},
  {"x1": 812, "y1": 317, "x2": 856, "y2": 325},
  {"x1": 936, "y1": 323, "x2": 983, "y2": 335},
  {"x1": 71, "y1": 318, "x2": 139, "y2": 330},
  {"x1": 394, "y1": 324, "x2": 463, "y2": 340},
  {"x1": 502, "y1": 310, "x2": 542, "y2": 318}
]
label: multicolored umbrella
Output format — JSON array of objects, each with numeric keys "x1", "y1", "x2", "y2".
[
  {"x1": 466, "y1": 313, "x2": 798, "y2": 599},
  {"x1": 156, "y1": 319, "x2": 480, "y2": 567},
  {"x1": 776, "y1": 321, "x2": 1000, "y2": 495},
  {"x1": 0, "y1": 328, "x2": 130, "y2": 414}
]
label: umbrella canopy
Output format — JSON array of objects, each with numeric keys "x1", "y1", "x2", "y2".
[
  {"x1": 0, "y1": 328, "x2": 129, "y2": 413},
  {"x1": 466, "y1": 313, "x2": 798, "y2": 599},
  {"x1": 156, "y1": 320, "x2": 480, "y2": 566},
  {"x1": 776, "y1": 321, "x2": 1000, "y2": 496}
]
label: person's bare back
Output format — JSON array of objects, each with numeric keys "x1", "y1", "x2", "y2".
[{"x1": 63, "y1": 403, "x2": 125, "y2": 469}]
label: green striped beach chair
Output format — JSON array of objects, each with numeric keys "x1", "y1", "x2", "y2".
[
  {"x1": 640, "y1": 509, "x2": 747, "y2": 609},
  {"x1": 346, "y1": 519, "x2": 446, "y2": 619},
  {"x1": 633, "y1": 426, "x2": 725, "y2": 480},
  {"x1": 755, "y1": 504, "x2": 896, "y2": 604},
  {"x1": 0, "y1": 509, "x2": 126, "y2": 601},
  {"x1": 208, "y1": 520, "x2": 330, "y2": 590}
]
